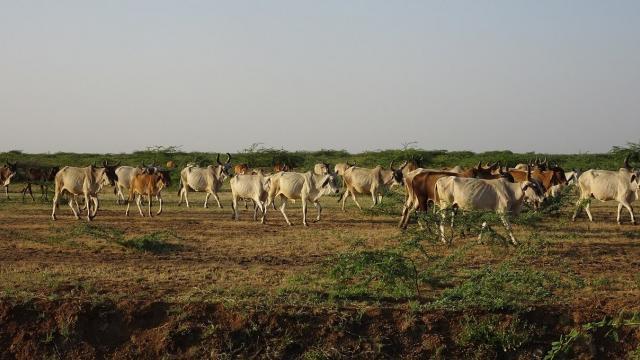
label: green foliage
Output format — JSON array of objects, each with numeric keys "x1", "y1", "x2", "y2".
[
  {"x1": 325, "y1": 249, "x2": 419, "y2": 300},
  {"x1": 116, "y1": 231, "x2": 182, "y2": 253},
  {"x1": 457, "y1": 315, "x2": 533, "y2": 355},
  {"x1": 544, "y1": 311, "x2": 640, "y2": 360},
  {"x1": 430, "y1": 260, "x2": 560, "y2": 311}
]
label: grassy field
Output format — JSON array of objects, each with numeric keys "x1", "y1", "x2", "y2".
[{"x1": 1, "y1": 173, "x2": 640, "y2": 359}]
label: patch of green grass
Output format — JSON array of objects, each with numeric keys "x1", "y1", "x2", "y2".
[
  {"x1": 456, "y1": 315, "x2": 534, "y2": 355},
  {"x1": 430, "y1": 260, "x2": 561, "y2": 311},
  {"x1": 116, "y1": 231, "x2": 182, "y2": 253},
  {"x1": 325, "y1": 249, "x2": 419, "y2": 300}
]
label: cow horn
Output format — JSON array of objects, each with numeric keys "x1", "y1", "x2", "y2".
[
  {"x1": 400, "y1": 160, "x2": 408, "y2": 170},
  {"x1": 389, "y1": 161, "x2": 395, "y2": 171},
  {"x1": 476, "y1": 161, "x2": 482, "y2": 169},
  {"x1": 527, "y1": 165, "x2": 532, "y2": 181},
  {"x1": 624, "y1": 154, "x2": 631, "y2": 169},
  {"x1": 226, "y1": 153, "x2": 231, "y2": 164},
  {"x1": 102, "y1": 160, "x2": 108, "y2": 167},
  {"x1": 216, "y1": 154, "x2": 222, "y2": 165}
]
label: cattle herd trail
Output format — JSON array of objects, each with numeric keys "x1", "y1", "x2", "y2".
[{"x1": 1, "y1": 160, "x2": 640, "y2": 359}]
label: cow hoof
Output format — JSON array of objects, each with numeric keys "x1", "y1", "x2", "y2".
[{"x1": 51, "y1": 216, "x2": 56, "y2": 221}]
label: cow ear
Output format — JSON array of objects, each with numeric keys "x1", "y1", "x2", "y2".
[{"x1": 632, "y1": 174, "x2": 637, "y2": 183}]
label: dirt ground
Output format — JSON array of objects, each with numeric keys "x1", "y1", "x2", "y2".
[{"x1": 1, "y1": 184, "x2": 639, "y2": 359}]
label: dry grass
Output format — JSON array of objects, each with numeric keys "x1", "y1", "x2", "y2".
[{"x1": 1, "y1": 183, "x2": 640, "y2": 313}]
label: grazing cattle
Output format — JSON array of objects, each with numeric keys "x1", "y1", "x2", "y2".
[
  {"x1": 177, "y1": 153, "x2": 232, "y2": 208},
  {"x1": 21, "y1": 166, "x2": 60, "y2": 201},
  {"x1": 230, "y1": 173, "x2": 271, "y2": 223},
  {"x1": 266, "y1": 171, "x2": 340, "y2": 226},
  {"x1": 51, "y1": 162, "x2": 119, "y2": 221},
  {"x1": 398, "y1": 164, "x2": 509, "y2": 229},
  {"x1": 338, "y1": 163, "x2": 404, "y2": 210},
  {"x1": 1, "y1": 162, "x2": 17, "y2": 199},
  {"x1": 435, "y1": 167, "x2": 545, "y2": 244},
  {"x1": 115, "y1": 164, "x2": 167, "y2": 204},
  {"x1": 125, "y1": 172, "x2": 170, "y2": 217},
  {"x1": 572, "y1": 157, "x2": 639, "y2": 224},
  {"x1": 508, "y1": 164, "x2": 567, "y2": 195}
]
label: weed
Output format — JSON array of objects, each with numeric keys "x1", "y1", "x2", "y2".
[{"x1": 456, "y1": 315, "x2": 533, "y2": 354}]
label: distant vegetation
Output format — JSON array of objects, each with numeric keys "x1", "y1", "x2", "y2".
[{"x1": 3, "y1": 141, "x2": 640, "y2": 186}]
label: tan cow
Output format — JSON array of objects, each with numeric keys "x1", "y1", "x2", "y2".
[{"x1": 125, "y1": 172, "x2": 170, "y2": 217}]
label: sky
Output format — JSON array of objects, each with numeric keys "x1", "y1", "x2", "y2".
[{"x1": 1, "y1": 1, "x2": 639, "y2": 154}]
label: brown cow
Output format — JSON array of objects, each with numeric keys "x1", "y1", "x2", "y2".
[
  {"x1": 125, "y1": 172, "x2": 170, "y2": 217},
  {"x1": 1, "y1": 161, "x2": 17, "y2": 199},
  {"x1": 21, "y1": 166, "x2": 60, "y2": 202},
  {"x1": 508, "y1": 165, "x2": 567, "y2": 195},
  {"x1": 273, "y1": 162, "x2": 290, "y2": 173},
  {"x1": 399, "y1": 163, "x2": 511, "y2": 229},
  {"x1": 234, "y1": 163, "x2": 250, "y2": 175}
]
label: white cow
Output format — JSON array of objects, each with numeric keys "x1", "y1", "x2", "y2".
[
  {"x1": 337, "y1": 163, "x2": 404, "y2": 210},
  {"x1": 572, "y1": 166, "x2": 639, "y2": 224},
  {"x1": 230, "y1": 173, "x2": 271, "y2": 223},
  {"x1": 177, "y1": 153, "x2": 232, "y2": 208},
  {"x1": 51, "y1": 164, "x2": 118, "y2": 221},
  {"x1": 435, "y1": 171, "x2": 545, "y2": 245},
  {"x1": 266, "y1": 171, "x2": 340, "y2": 226}
]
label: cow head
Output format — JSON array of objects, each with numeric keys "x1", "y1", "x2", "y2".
[
  {"x1": 319, "y1": 174, "x2": 340, "y2": 195},
  {"x1": 47, "y1": 166, "x2": 60, "y2": 181},
  {"x1": 216, "y1": 153, "x2": 232, "y2": 175},
  {"x1": 498, "y1": 166, "x2": 514, "y2": 182},
  {"x1": 521, "y1": 166, "x2": 546, "y2": 208},
  {"x1": 390, "y1": 160, "x2": 408, "y2": 186},
  {"x1": 548, "y1": 164, "x2": 567, "y2": 185},
  {"x1": 101, "y1": 161, "x2": 120, "y2": 186}
]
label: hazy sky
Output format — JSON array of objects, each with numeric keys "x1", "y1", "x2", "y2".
[{"x1": 1, "y1": 1, "x2": 639, "y2": 154}]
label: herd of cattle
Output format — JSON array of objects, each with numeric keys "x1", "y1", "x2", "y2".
[{"x1": 1, "y1": 154, "x2": 639, "y2": 244}]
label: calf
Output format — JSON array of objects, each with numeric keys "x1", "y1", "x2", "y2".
[{"x1": 125, "y1": 172, "x2": 170, "y2": 217}]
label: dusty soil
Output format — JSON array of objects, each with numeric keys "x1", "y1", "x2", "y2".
[{"x1": 1, "y1": 186, "x2": 640, "y2": 358}]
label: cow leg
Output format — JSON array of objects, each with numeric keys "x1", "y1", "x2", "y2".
[
  {"x1": 313, "y1": 201, "x2": 322, "y2": 222},
  {"x1": 349, "y1": 190, "x2": 362, "y2": 210},
  {"x1": 439, "y1": 210, "x2": 448, "y2": 244},
  {"x1": 68, "y1": 198, "x2": 80, "y2": 220},
  {"x1": 136, "y1": 195, "x2": 144, "y2": 217},
  {"x1": 157, "y1": 194, "x2": 163, "y2": 215},
  {"x1": 84, "y1": 193, "x2": 92, "y2": 221},
  {"x1": 244, "y1": 198, "x2": 249, "y2": 210},
  {"x1": 478, "y1": 221, "x2": 488, "y2": 244},
  {"x1": 370, "y1": 189, "x2": 377, "y2": 207},
  {"x1": 259, "y1": 201, "x2": 267, "y2": 224},
  {"x1": 27, "y1": 184, "x2": 35, "y2": 202},
  {"x1": 572, "y1": 197, "x2": 587, "y2": 221},
  {"x1": 501, "y1": 216, "x2": 517, "y2": 245},
  {"x1": 40, "y1": 184, "x2": 46, "y2": 199},
  {"x1": 125, "y1": 194, "x2": 132, "y2": 216},
  {"x1": 148, "y1": 194, "x2": 153, "y2": 217},
  {"x1": 212, "y1": 192, "x2": 223, "y2": 209},
  {"x1": 4, "y1": 185, "x2": 8, "y2": 200},
  {"x1": 617, "y1": 203, "x2": 623, "y2": 224},
  {"x1": 51, "y1": 191, "x2": 60, "y2": 220},
  {"x1": 91, "y1": 196, "x2": 99, "y2": 218},
  {"x1": 340, "y1": 188, "x2": 350, "y2": 211},
  {"x1": 584, "y1": 201, "x2": 593, "y2": 222},
  {"x1": 622, "y1": 201, "x2": 635, "y2": 225},
  {"x1": 231, "y1": 195, "x2": 238, "y2": 220},
  {"x1": 182, "y1": 188, "x2": 190, "y2": 208},
  {"x1": 278, "y1": 196, "x2": 292, "y2": 226},
  {"x1": 203, "y1": 192, "x2": 210, "y2": 208},
  {"x1": 302, "y1": 198, "x2": 308, "y2": 226}
]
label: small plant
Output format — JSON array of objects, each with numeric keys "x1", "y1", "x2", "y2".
[{"x1": 457, "y1": 315, "x2": 533, "y2": 354}]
